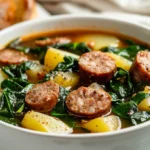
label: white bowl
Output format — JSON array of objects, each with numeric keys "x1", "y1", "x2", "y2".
[{"x1": 0, "y1": 15, "x2": 150, "y2": 150}]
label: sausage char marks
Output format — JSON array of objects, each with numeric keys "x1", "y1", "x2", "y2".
[
  {"x1": 78, "y1": 51, "x2": 116, "y2": 84},
  {"x1": 130, "y1": 50, "x2": 150, "y2": 83},
  {"x1": 25, "y1": 81, "x2": 59, "y2": 112},
  {"x1": 0, "y1": 49, "x2": 28, "y2": 65},
  {"x1": 66, "y1": 86, "x2": 111, "y2": 118}
]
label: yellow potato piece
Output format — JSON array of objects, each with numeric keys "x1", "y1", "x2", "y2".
[
  {"x1": 75, "y1": 34, "x2": 120, "y2": 50},
  {"x1": 52, "y1": 72, "x2": 80, "y2": 88},
  {"x1": 21, "y1": 111, "x2": 73, "y2": 134},
  {"x1": 106, "y1": 52, "x2": 132, "y2": 71},
  {"x1": 82, "y1": 115, "x2": 121, "y2": 133},
  {"x1": 44, "y1": 47, "x2": 79, "y2": 71},
  {"x1": 138, "y1": 86, "x2": 150, "y2": 111},
  {"x1": 0, "y1": 69, "x2": 8, "y2": 84}
]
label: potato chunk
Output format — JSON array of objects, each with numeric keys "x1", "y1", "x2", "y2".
[
  {"x1": 0, "y1": 69, "x2": 8, "y2": 85},
  {"x1": 138, "y1": 86, "x2": 150, "y2": 111},
  {"x1": 81, "y1": 115, "x2": 121, "y2": 133},
  {"x1": 44, "y1": 47, "x2": 79, "y2": 71},
  {"x1": 52, "y1": 72, "x2": 80, "y2": 88},
  {"x1": 21, "y1": 111, "x2": 73, "y2": 134},
  {"x1": 75, "y1": 34, "x2": 120, "y2": 50},
  {"x1": 106, "y1": 52, "x2": 132, "y2": 71}
]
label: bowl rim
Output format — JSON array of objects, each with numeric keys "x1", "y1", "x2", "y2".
[{"x1": 0, "y1": 14, "x2": 150, "y2": 138}]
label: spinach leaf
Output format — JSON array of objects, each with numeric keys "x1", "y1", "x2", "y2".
[
  {"x1": 109, "y1": 68, "x2": 133, "y2": 98},
  {"x1": 102, "y1": 43, "x2": 148, "y2": 61},
  {"x1": 2, "y1": 61, "x2": 36, "y2": 80},
  {"x1": 112, "y1": 92, "x2": 150, "y2": 119},
  {"x1": 131, "y1": 111, "x2": 150, "y2": 125},
  {"x1": 44, "y1": 56, "x2": 78, "y2": 81},
  {"x1": 0, "y1": 116, "x2": 18, "y2": 126},
  {"x1": 51, "y1": 87, "x2": 76, "y2": 127},
  {"x1": 52, "y1": 42, "x2": 91, "y2": 55},
  {"x1": 9, "y1": 38, "x2": 47, "y2": 63}
]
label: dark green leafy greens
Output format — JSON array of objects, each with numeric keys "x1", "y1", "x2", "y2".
[
  {"x1": 112, "y1": 92, "x2": 150, "y2": 124},
  {"x1": 44, "y1": 56, "x2": 78, "y2": 81},
  {"x1": 51, "y1": 87, "x2": 76, "y2": 127},
  {"x1": 52, "y1": 42, "x2": 91, "y2": 55},
  {"x1": 102, "y1": 41, "x2": 148, "y2": 61},
  {"x1": 109, "y1": 68, "x2": 133, "y2": 98},
  {"x1": 2, "y1": 61, "x2": 36, "y2": 80}
]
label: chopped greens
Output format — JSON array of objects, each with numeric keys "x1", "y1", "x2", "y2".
[
  {"x1": 102, "y1": 42, "x2": 148, "y2": 61},
  {"x1": 52, "y1": 42, "x2": 91, "y2": 55},
  {"x1": 109, "y1": 68, "x2": 133, "y2": 98},
  {"x1": 44, "y1": 56, "x2": 78, "y2": 81},
  {"x1": 51, "y1": 87, "x2": 76, "y2": 127}
]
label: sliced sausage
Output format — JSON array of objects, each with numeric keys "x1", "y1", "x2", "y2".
[
  {"x1": 0, "y1": 49, "x2": 28, "y2": 65},
  {"x1": 35, "y1": 37, "x2": 71, "y2": 46},
  {"x1": 66, "y1": 86, "x2": 111, "y2": 118},
  {"x1": 130, "y1": 50, "x2": 150, "y2": 83},
  {"x1": 78, "y1": 51, "x2": 116, "y2": 84},
  {"x1": 25, "y1": 81, "x2": 59, "y2": 112}
]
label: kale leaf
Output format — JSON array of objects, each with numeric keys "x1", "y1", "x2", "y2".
[
  {"x1": 109, "y1": 68, "x2": 133, "y2": 98},
  {"x1": 51, "y1": 87, "x2": 76, "y2": 127},
  {"x1": 44, "y1": 56, "x2": 78, "y2": 81},
  {"x1": 112, "y1": 92, "x2": 150, "y2": 119},
  {"x1": 52, "y1": 42, "x2": 91, "y2": 55},
  {"x1": 2, "y1": 61, "x2": 36, "y2": 80},
  {"x1": 102, "y1": 42, "x2": 148, "y2": 61},
  {"x1": 131, "y1": 111, "x2": 150, "y2": 125}
]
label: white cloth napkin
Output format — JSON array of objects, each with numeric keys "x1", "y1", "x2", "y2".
[{"x1": 40, "y1": 0, "x2": 150, "y2": 28}]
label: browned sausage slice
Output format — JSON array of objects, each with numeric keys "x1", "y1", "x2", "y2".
[
  {"x1": 66, "y1": 86, "x2": 111, "y2": 118},
  {"x1": 0, "y1": 49, "x2": 28, "y2": 65},
  {"x1": 130, "y1": 50, "x2": 150, "y2": 83},
  {"x1": 25, "y1": 81, "x2": 59, "y2": 112},
  {"x1": 78, "y1": 51, "x2": 116, "y2": 84}
]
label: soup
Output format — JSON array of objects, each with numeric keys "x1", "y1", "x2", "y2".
[{"x1": 0, "y1": 30, "x2": 149, "y2": 134}]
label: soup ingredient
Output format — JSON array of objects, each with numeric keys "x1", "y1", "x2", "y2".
[
  {"x1": 130, "y1": 51, "x2": 150, "y2": 83},
  {"x1": 0, "y1": 49, "x2": 28, "y2": 65},
  {"x1": 81, "y1": 115, "x2": 121, "y2": 132},
  {"x1": 44, "y1": 56, "x2": 79, "y2": 81},
  {"x1": 25, "y1": 81, "x2": 59, "y2": 112},
  {"x1": 26, "y1": 62, "x2": 46, "y2": 83},
  {"x1": 106, "y1": 52, "x2": 132, "y2": 71},
  {"x1": 2, "y1": 61, "x2": 36, "y2": 80},
  {"x1": 66, "y1": 86, "x2": 111, "y2": 118},
  {"x1": 75, "y1": 34, "x2": 119, "y2": 50},
  {"x1": 112, "y1": 92, "x2": 150, "y2": 119},
  {"x1": 51, "y1": 87, "x2": 76, "y2": 127},
  {"x1": 103, "y1": 42, "x2": 148, "y2": 61},
  {"x1": 79, "y1": 51, "x2": 116, "y2": 84},
  {"x1": 44, "y1": 47, "x2": 79, "y2": 71},
  {"x1": 21, "y1": 111, "x2": 73, "y2": 133},
  {"x1": 35, "y1": 37, "x2": 71, "y2": 46},
  {"x1": 52, "y1": 72, "x2": 80, "y2": 88},
  {"x1": 0, "y1": 69, "x2": 8, "y2": 85},
  {"x1": 0, "y1": 80, "x2": 33, "y2": 117},
  {"x1": 138, "y1": 86, "x2": 150, "y2": 111},
  {"x1": 131, "y1": 111, "x2": 150, "y2": 125},
  {"x1": 109, "y1": 68, "x2": 133, "y2": 98},
  {"x1": 52, "y1": 42, "x2": 91, "y2": 55}
]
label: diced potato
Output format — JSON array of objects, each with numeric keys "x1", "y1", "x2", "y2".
[
  {"x1": 51, "y1": 72, "x2": 80, "y2": 88},
  {"x1": 0, "y1": 69, "x2": 8, "y2": 85},
  {"x1": 21, "y1": 111, "x2": 73, "y2": 134},
  {"x1": 26, "y1": 62, "x2": 46, "y2": 83},
  {"x1": 44, "y1": 47, "x2": 79, "y2": 71},
  {"x1": 75, "y1": 34, "x2": 120, "y2": 50},
  {"x1": 81, "y1": 115, "x2": 121, "y2": 133},
  {"x1": 106, "y1": 52, "x2": 132, "y2": 71},
  {"x1": 138, "y1": 86, "x2": 150, "y2": 111}
]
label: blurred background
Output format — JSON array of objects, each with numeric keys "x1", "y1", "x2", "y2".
[{"x1": 0, "y1": 0, "x2": 150, "y2": 30}]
